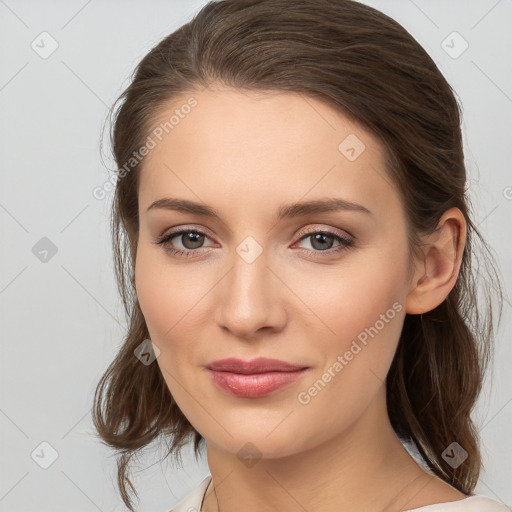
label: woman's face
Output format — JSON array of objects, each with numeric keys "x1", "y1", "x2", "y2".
[{"x1": 135, "y1": 86, "x2": 416, "y2": 458}]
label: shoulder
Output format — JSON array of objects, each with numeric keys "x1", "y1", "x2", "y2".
[
  {"x1": 405, "y1": 494, "x2": 511, "y2": 511},
  {"x1": 168, "y1": 475, "x2": 211, "y2": 512}
]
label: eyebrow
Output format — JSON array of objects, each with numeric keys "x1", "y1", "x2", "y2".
[{"x1": 146, "y1": 197, "x2": 373, "y2": 222}]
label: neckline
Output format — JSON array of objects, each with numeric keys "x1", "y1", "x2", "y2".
[
  {"x1": 403, "y1": 494, "x2": 478, "y2": 511},
  {"x1": 199, "y1": 476, "x2": 210, "y2": 510},
  {"x1": 198, "y1": 476, "x2": 484, "y2": 511}
]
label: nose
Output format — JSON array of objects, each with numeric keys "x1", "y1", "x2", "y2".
[{"x1": 214, "y1": 250, "x2": 287, "y2": 340}]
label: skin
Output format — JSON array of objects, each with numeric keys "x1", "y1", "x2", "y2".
[{"x1": 134, "y1": 85, "x2": 467, "y2": 512}]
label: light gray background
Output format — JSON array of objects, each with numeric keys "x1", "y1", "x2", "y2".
[{"x1": 0, "y1": 0, "x2": 511, "y2": 510}]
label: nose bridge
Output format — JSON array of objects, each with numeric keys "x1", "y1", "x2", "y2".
[
  {"x1": 227, "y1": 237, "x2": 271, "y2": 309},
  {"x1": 215, "y1": 235, "x2": 284, "y2": 336}
]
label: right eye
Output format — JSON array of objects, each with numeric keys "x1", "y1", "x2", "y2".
[{"x1": 154, "y1": 228, "x2": 215, "y2": 257}]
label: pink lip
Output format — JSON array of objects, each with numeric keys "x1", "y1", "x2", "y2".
[{"x1": 205, "y1": 357, "x2": 310, "y2": 398}]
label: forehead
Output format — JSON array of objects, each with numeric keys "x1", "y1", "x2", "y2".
[{"x1": 138, "y1": 86, "x2": 400, "y2": 221}]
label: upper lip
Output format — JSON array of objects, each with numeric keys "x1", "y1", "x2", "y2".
[{"x1": 206, "y1": 357, "x2": 308, "y2": 374}]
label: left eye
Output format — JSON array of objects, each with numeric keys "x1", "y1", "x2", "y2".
[
  {"x1": 296, "y1": 230, "x2": 351, "y2": 252},
  {"x1": 154, "y1": 228, "x2": 354, "y2": 257}
]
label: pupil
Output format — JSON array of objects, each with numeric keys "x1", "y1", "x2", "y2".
[
  {"x1": 311, "y1": 233, "x2": 333, "y2": 251},
  {"x1": 183, "y1": 232, "x2": 204, "y2": 249}
]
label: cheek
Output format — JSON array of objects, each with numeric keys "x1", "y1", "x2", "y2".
[
  {"x1": 292, "y1": 261, "x2": 407, "y2": 438},
  {"x1": 135, "y1": 251, "x2": 169, "y2": 335},
  {"x1": 134, "y1": 246, "x2": 215, "y2": 384},
  {"x1": 134, "y1": 250, "x2": 203, "y2": 403},
  {"x1": 135, "y1": 247, "x2": 198, "y2": 340},
  {"x1": 311, "y1": 248, "x2": 408, "y2": 378}
]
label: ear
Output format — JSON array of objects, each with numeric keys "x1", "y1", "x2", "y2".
[{"x1": 405, "y1": 207, "x2": 467, "y2": 315}]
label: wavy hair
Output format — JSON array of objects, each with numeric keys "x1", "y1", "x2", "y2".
[{"x1": 92, "y1": 1, "x2": 504, "y2": 509}]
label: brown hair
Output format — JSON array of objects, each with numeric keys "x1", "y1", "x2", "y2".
[{"x1": 92, "y1": 0, "x2": 504, "y2": 509}]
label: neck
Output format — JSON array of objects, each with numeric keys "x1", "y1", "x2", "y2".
[{"x1": 201, "y1": 385, "x2": 437, "y2": 512}]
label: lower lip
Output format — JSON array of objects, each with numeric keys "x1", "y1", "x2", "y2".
[{"x1": 207, "y1": 369, "x2": 309, "y2": 398}]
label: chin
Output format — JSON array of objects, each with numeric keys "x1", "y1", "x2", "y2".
[{"x1": 203, "y1": 423, "x2": 316, "y2": 461}]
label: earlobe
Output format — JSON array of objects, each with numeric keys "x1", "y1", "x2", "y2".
[{"x1": 405, "y1": 208, "x2": 466, "y2": 315}]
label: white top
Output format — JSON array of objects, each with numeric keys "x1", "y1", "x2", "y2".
[{"x1": 169, "y1": 475, "x2": 511, "y2": 512}]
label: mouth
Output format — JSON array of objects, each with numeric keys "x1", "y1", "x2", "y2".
[{"x1": 205, "y1": 357, "x2": 310, "y2": 398}]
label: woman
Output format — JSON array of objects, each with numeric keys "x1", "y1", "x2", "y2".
[{"x1": 92, "y1": 1, "x2": 509, "y2": 511}]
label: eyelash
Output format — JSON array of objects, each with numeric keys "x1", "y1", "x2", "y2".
[{"x1": 154, "y1": 227, "x2": 354, "y2": 259}]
